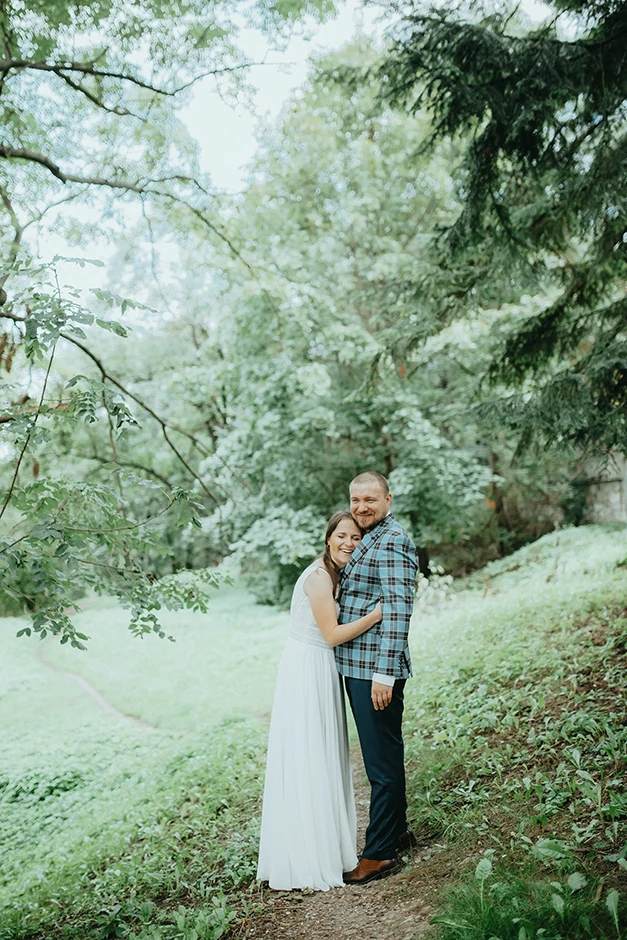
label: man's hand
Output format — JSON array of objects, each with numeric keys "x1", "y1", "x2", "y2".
[{"x1": 371, "y1": 680, "x2": 393, "y2": 711}]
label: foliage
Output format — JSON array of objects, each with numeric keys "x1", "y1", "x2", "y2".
[
  {"x1": 0, "y1": 584, "x2": 281, "y2": 939},
  {"x1": 1, "y1": 0, "x2": 600, "y2": 629},
  {"x1": 378, "y1": 0, "x2": 627, "y2": 454},
  {"x1": 0, "y1": 261, "x2": 222, "y2": 640},
  {"x1": 0, "y1": 0, "x2": 336, "y2": 250},
  {"x1": 432, "y1": 865, "x2": 624, "y2": 939},
  {"x1": 228, "y1": 505, "x2": 327, "y2": 603},
  {"x1": 402, "y1": 524, "x2": 627, "y2": 935},
  {"x1": 103, "y1": 39, "x2": 582, "y2": 594},
  {"x1": 0, "y1": 0, "x2": 336, "y2": 637}
]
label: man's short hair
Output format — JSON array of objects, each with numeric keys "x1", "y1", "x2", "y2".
[{"x1": 350, "y1": 471, "x2": 390, "y2": 496}]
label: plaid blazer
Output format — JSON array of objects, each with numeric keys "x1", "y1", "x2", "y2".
[{"x1": 335, "y1": 513, "x2": 417, "y2": 681}]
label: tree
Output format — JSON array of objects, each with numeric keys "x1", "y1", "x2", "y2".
[
  {"x1": 3, "y1": 16, "x2": 586, "y2": 631},
  {"x1": 0, "y1": 0, "x2": 337, "y2": 641},
  {"x1": 125, "y1": 41, "x2": 504, "y2": 599},
  {"x1": 98, "y1": 38, "x2": 584, "y2": 597},
  {"x1": 379, "y1": 0, "x2": 627, "y2": 455}
]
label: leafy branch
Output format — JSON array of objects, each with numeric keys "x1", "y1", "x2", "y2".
[
  {"x1": 0, "y1": 145, "x2": 258, "y2": 276},
  {"x1": 0, "y1": 56, "x2": 270, "y2": 98},
  {"x1": 0, "y1": 341, "x2": 56, "y2": 521},
  {"x1": 0, "y1": 307, "x2": 222, "y2": 504}
]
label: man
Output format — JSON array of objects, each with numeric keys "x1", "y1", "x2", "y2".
[{"x1": 335, "y1": 471, "x2": 418, "y2": 885}]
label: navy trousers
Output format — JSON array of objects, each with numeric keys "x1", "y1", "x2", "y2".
[{"x1": 344, "y1": 676, "x2": 407, "y2": 861}]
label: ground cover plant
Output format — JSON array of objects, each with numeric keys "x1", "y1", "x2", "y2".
[
  {"x1": 403, "y1": 524, "x2": 627, "y2": 937},
  {"x1": 1, "y1": 524, "x2": 626, "y2": 938},
  {"x1": 41, "y1": 584, "x2": 287, "y2": 730},
  {"x1": 0, "y1": 585, "x2": 287, "y2": 940}
]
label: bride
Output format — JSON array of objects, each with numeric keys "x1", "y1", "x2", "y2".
[{"x1": 257, "y1": 510, "x2": 382, "y2": 891}]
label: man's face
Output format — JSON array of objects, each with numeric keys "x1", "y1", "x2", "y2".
[{"x1": 349, "y1": 481, "x2": 392, "y2": 531}]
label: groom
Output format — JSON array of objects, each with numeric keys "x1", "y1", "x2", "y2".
[{"x1": 336, "y1": 471, "x2": 418, "y2": 885}]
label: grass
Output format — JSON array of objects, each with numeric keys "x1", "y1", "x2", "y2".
[
  {"x1": 1, "y1": 525, "x2": 626, "y2": 939},
  {"x1": 41, "y1": 582, "x2": 287, "y2": 729},
  {"x1": 0, "y1": 583, "x2": 288, "y2": 940},
  {"x1": 402, "y1": 524, "x2": 627, "y2": 937}
]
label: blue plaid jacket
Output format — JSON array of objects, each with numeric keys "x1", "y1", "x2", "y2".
[{"x1": 335, "y1": 513, "x2": 417, "y2": 681}]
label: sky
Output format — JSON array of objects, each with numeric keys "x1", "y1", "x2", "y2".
[{"x1": 182, "y1": 0, "x2": 383, "y2": 193}]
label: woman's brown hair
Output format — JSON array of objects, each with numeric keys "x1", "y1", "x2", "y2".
[{"x1": 322, "y1": 510, "x2": 362, "y2": 596}]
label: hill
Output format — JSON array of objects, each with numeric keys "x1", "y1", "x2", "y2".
[
  {"x1": 0, "y1": 524, "x2": 625, "y2": 939},
  {"x1": 401, "y1": 523, "x2": 627, "y2": 938}
]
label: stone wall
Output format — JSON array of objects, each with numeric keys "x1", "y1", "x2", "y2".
[{"x1": 582, "y1": 453, "x2": 627, "y2": 524}]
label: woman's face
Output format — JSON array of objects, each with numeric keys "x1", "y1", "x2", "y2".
[{"x1": 327, "y1": 517, "x2": 362, "y2": 568}]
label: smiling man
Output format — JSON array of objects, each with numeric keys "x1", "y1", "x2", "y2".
[{"x1": 335, "y1": 471, "x2": 418, "y2": 885}]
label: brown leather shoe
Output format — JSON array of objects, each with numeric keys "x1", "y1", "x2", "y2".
[{"x1": 343, "y1": 857, "x2": 400, "y2": 885}]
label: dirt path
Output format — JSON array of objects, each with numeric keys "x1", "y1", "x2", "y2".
[
  {"x1": 36, "y1": 644, "x2": 155, "y2": 729},
  {"x1": 245, "y1": 751, "x2": 436, "y2": 940}
]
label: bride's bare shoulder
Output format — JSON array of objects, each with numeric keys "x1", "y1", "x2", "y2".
[{"x1": 303, "y1": 561, "x2": 333, "y2": 596}]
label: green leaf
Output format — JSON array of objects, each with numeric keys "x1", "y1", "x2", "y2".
[
  {"x1": 567, "y1": 872, "x2": 587, "y2": 892},
  {"x1": 606, "y1": 888, "x2": 619, "y2": 918},
  {"x1": 95, "y1": 317, "x2": 128, "y2": 337},
  {"x1": 551, "y1": 893, "x2": 565, "y2": 915},
  {"x1": 475, "y1": 857, "x2": 492, "y2": 881},
  {"x1": 52, "y1": 255, "x2": 104, "y2": 267},
  {"x1": 530, "y1": 838, "x2": 571, "y2": 860}
]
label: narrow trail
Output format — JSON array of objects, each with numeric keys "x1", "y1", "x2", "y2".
[
  {"x1": 246, "y1": 750, "x2": 435, "y2": 940},
  {"x1": 36, "y1": 643, "x2": 156, "y2": 729}
]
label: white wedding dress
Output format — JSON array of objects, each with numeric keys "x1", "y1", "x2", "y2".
[{"x1": 257, "y1": 562, "x2": 358, "y2": 890}]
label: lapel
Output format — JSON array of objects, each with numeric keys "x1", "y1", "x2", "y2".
[{"x1": 341, "y1": 513, "x2": 395, "y2": 581}]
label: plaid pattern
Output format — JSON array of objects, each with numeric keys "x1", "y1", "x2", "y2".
[{"x1": 335, "y1": 514, "x2": 417, "y2": 680}]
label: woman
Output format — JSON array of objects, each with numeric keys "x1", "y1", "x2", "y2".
[{"x1": 257, "y1": 511, "x2": 382, "y2": 891}]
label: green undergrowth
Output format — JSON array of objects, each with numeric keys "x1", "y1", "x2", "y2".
[
  {"x1": 431, "y1": 868, "x2": 624, "y2": 939},
  {"x1": 2, "y1": 525, "x2": 626, "y2": 939},
  {"x1": 403, "y1": 524, "x2": 627, "y2": 937},
  {"x1": 0, "y1": 583, "x2": 285, "y2": 940},
  {"x1": 0, "y1": 719, "x2": 266, "y2": 940}
]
